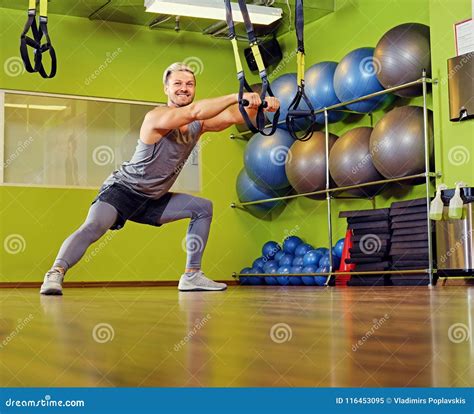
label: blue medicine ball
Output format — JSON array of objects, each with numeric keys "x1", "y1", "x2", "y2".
[
  {"x1": 306, "y1": 61, "x2": 347, "y2": 124},
  {"x1": 248, "y1": 267, "x2": 264, "y2": 285},
  {"x1": 294, "y1": 243, "x2": 314, "y2": 257},
  {"x1": 292, "y1": 256, "x2": 305, "y2": 267},
  {"x1": 279, "y1": 253, "x2": 294, "y2": 267},
  {"x1": 289, "y1": 266, "x2": 304, "y2": 285},
  {"x1": 283, "y1": 236, "x2": 304, "y2": 254},
  {"x1": 244, "y1": 128, "x2": 294, "y2": 190},
  {"x1": 253, "y1": 257, "x2": 266, "y2": 270},
  {"x1": 240, "y1": 267, "x2": 252, "y2": 285},
  {"x1": 301, "y1": 265, "x2": 317, "y2": 285},
  {"x1": 333, "y1": 238, "x2": 345, "y2": 258},
  {"x1": 262, "y1": 241, "x2": 281, "y2": 260},
  {"x1": 274, "y1": 250, "x2": 285, "y2": 263},
  {"x1": 334, "y1": 47, "x2": 391, "y2": 113},
  {"x1": 263, "y1": 260, "x2": 279, "y2": 273},
  {"x1": 303, "y1": 250, "x2": 323, "y2": 267},
  {"x1": 276, "y1": 266, "x2": 291, "y2": 286}
]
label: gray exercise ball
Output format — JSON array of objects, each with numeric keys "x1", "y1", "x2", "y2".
[
  {"x1": 370, "y1": 106, "x2": 433, "y2": 180},
  {"x1": 374, "y1": 23, "x2": 431, "y2": 97},
  {"x1": 329, "y1": 127, "x2": 384, "y2": 196},
  {"x1": 285, "y1": 131, "x2": 338, "y2": 199}
]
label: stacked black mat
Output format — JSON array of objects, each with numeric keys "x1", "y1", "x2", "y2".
[
  {"x1": 339, "y1": 208, "x2": 391, "y2": 286},
  {"x1": 389, "y1": 198, "x2": 433, "y2": 286}
]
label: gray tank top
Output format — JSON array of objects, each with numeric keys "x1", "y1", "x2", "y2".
[{"x1": 103, "y1": 120, "x2": 202, "y2": 198}]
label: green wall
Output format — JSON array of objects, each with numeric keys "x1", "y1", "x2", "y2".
[{"x1": 1, "y1": 0, "x2": 472, "y2": 282}]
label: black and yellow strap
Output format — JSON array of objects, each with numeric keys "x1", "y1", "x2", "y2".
[
  {"x1": 20, "y1": 0, "x2": 57, "y2": 79},
  {"x1": 224, "y1": 0, "x2": 261, "y2": 134},
  {"x1": 286, "y1": 0, "x2": 315, "y2": 141},
  {"x1": 237, "y1": 0, "x2": 280, "y2": 136}
]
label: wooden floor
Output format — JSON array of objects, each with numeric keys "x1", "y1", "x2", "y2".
[{"x1": 0, "y1": 286, "x2": 473, "y2": 387}]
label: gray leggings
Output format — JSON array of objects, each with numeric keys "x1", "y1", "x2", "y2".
[{"x1": 53, "y1": 193, "x2": 213, "y2": 273}]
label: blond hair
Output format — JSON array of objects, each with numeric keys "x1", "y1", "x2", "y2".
[{"x1": 163, "y1": 62, "x2": 195, "y2": 85}]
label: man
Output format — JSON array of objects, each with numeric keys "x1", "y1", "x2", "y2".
[{"x1": 40, "y1": 62, "x2": 280, "y2": 295}]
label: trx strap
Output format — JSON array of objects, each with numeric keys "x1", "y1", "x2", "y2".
[
  {"x1": 225, "y1": 0, "x2": 280, "y2": 136},
  {"x1": 237, "y1": 0, "x2": 280, "y2": 136},
  {"x1": 224, "y1": 0, "x2": 260, "y2": 134},
  {"x1": 20, "y1": 0, "x2": 57, "y2": 79},
  {"x1": 286, "y1": 0, "x2": 315, "y2": 141}
]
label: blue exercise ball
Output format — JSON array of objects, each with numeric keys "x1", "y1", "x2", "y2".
[
  {"x1": 294, "y1": 243, "x2": 314, "y2": 257},
  {"x1": 279, "y1": 253, "x2": 294, "y2": 267},
  {"x1": 333, "y1": 238, "x2": 345, "y2": 258},
  {"x1": 244, "y1": 128, "x2": 294, "y2": 190},
  {"x1": 303, "y1": 250, "x2": 323, "y2": 267},
  {"x1": 283, "y1": 236, "x2": 304, "y2": 254},
  {"x1": 292, "y1": 256, "x2": 304, "y2": 267},
  {"x1": 266, "y1": 73, "x2": 312, "y2": 132},
  {"x1": 264, "y1": 264, "x2": 278, "y2": 285},
  {"x1": 274, "y1": 250, "x2": 285, "y2": 263},
  {"x1": 306, "y1": 61, "x2": 347, "y2": 124},
  {"x1": 301, "y1": 265, "x2": 317, "y2": 285},
  {"x1": 236, "y1": 169, "x2": 283, "y2": 214},
  {"x1": 334, "y1": 47, "x2": 391, "y2": 113},
  {"x1": 262, "y1": 241, "x2": 281, "y2": 260}
]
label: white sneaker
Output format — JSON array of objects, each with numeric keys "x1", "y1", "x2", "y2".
[
  {"x1": 178, "y1": 271, "x2": 227, "y2": 292},
  {"x1": 40, "y1": 269, "x2": 64, "y2": 295}
]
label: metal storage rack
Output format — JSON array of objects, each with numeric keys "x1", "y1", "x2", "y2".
[{"x1": 231, "y1": 71, "x2": 440, "y2": 286}]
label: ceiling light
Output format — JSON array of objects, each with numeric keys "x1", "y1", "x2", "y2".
[{"x1": 144, "y1": 0, "x2": 282, "y2": 26}]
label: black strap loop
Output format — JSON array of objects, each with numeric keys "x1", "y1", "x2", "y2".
[{"x1": 19, "y1": 1, "x2": 57, "y2": 79}]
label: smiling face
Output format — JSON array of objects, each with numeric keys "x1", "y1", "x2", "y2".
[{"x1": 165, "y1": 71, "x2": 196, "y2": 107}]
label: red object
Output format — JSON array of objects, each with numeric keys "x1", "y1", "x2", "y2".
[{"x1": 335, "y1": 229, "x2": 355, "y2": 286}]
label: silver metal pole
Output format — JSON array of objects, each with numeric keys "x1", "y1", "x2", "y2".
[
  {"x1": 422, "y1": 69, "x2": 434, "y2": 286},
  {"x1": 325, "y1": 109, "x2": 333, "y2": 285}
]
